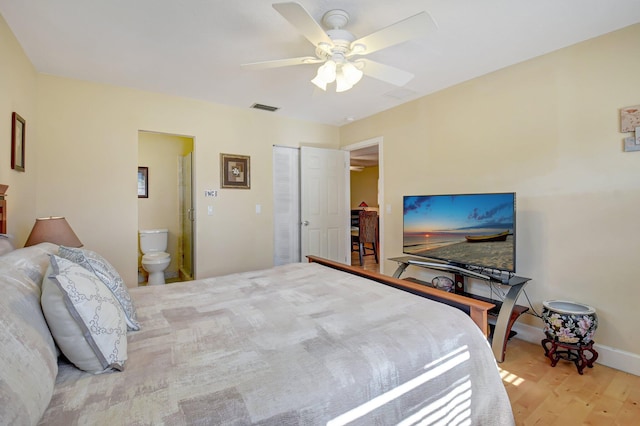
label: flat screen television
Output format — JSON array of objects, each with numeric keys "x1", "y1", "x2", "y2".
[{"x1": 403, "y1": 192, "x2": 516, "y2": 273}]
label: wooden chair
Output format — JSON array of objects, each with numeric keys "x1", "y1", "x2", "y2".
[{"x1": 352, "y1": 210, "x2": 378, "y2": 266}]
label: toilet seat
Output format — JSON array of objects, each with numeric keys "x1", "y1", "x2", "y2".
[{"x1": 142, "y1": 252, "x2": 170, "y2": 264}]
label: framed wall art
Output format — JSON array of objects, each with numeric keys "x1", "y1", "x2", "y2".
[
  {"x1": 11, "y1": 112, "x2": 25, "y2": 172},
  {"x1": 220, "y1": 153, "x2": 250, "y2": 189},
  {"x1": 620, "y1": 105, "x2": 640, "y2": 132},
  {"x1": 138, "y1": 167, "x2": 149, "y2": 198}
]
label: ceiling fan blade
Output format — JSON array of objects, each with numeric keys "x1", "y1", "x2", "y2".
[
  {"x1": 351, "y1": 11, "x2": 437, "y2": 55},
  {"x1": 358, "y1": 59, "x2": 414, "y2": 86},
  {"x1": 273, "y1": 2, "x2": 333, "y2": 48},
  {"x1": 242, "y1": 56, "x2": 323, "y2": 70}
]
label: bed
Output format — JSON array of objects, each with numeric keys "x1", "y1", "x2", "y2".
[{"x1": 0, "y1": 243, "x2": 514, "y2": 425}]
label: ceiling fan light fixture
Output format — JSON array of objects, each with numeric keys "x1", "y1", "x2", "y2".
[
  {"x1": 350, "y1": 43, "x2": 367, "y2": 55},
  {"x1": 316, "y1": 42, "x2": 332, "y2": 55},
  {"x1": 335, "y1": 71, "x2": 353, "y2": 92},
  {"x1": 342, "y1": 62, "x2": 363, "y2": 86},
  {"x1": 311, "y1": 75, "x2": 328, "y2": 91},
  {"x1": 318, "y1": 60, "x2": 337, "y2": 82},
  {"x1": 312, "y1": 60, "x2": 339, "y2": 91},
  {"x1": 246, "y1": 4, "x2": 437, "y2": 95}
]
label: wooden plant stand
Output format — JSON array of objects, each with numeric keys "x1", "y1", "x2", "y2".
[{"x1": 541, "y1": 338, "x2": 599, "y2": 375}]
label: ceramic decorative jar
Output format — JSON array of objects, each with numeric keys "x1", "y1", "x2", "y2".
[{"x1": 542, "y1": 300, "x2": 598, "y2": 345}]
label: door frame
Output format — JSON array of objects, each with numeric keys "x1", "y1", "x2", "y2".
[
  {"x1": 343, "y1": 136, "x2": 384, "y2": 273},
  {"x1": 180, "y1": 151, "x2": 195, "y2": 280},
  {"x1": 138, "y1": 130, "x2": 196, "y2": 282}
]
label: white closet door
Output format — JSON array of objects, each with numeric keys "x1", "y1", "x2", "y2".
[{"x1": 272, "y1": 146, "x2": 300, "y2": 265}]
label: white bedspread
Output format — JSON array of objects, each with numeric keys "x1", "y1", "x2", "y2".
[{"x1": 41, "y1": 262, "x2": 514, "y2": 425}]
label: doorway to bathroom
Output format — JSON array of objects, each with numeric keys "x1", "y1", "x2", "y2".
[{"x1": 138, "y1": 131, "x2": 195, "y2": 284}]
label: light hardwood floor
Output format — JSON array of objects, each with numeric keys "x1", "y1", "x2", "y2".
[
  {"x1": 350, "y1": 247, "x2": 380, "y2": 273},
  {"x1": 349, "y1": 256, "x2": 639, "y2": 425},
  {"x1": 499, "y1": 338, "x2": 640, "y2": 425}
]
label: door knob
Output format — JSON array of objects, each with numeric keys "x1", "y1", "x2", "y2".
[{"x1": 302, "y1": 221, "x2": 309, "y2": 226}]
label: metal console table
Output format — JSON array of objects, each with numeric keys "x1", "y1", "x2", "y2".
[{"x1": 389, "y1": 256, "x2": 531, "y2": 362}]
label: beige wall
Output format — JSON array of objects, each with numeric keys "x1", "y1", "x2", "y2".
[
  {"x1": 0, "y1": 13, "x2": 38, "y2": 242},
  {"x1": 138, "y1": 132, "x2": 193, "y2": 277},
  {"x1": 350, "y1": 166, "x2": 378, "y2": 209},
  {"x1": 32, "y1": 77, "x2": 339, "y2": 285},
  {"x1": 341, "y1": 24, "x2": 640, "y2": 356}
]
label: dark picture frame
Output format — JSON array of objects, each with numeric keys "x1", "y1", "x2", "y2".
[
  {"x1": 220, "y1": 153, "x2": 250, "y2": 189},
  {"x1": 138, "y1": 167, "x2": 149, "y2": 198},
  {"x1": 11, "y1": 112, "x2": 25, "y2": 172}
]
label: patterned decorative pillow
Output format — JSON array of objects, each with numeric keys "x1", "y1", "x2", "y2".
[
  {"x1": 58, "y1": 246, "x2": 141, "y2": 331},
  {"x1": 41, "y1": 255, "x2": 127, "y2": 374}
]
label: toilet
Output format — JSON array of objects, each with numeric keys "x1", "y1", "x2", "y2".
[{"x1": 139, "y1": 229, "x2": 171, "y2": 285}]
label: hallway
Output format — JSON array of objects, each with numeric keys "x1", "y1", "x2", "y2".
[{"x1": 350, "y1": 249, "x2": 380, "y2": 274}]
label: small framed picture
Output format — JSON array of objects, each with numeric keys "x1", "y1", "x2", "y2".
[
  {"x1": 221, "y1": 153, "x2": 250, "y2": 189},
  {"x1": 620, "y1": 105, "x2": 640, "y2": 132},
  {"x1": 138, "y1": 167, "x2": 149, "y2": 198},
  {"x1": 11, "y1": 112, "x2": 25, "y2": 172}
]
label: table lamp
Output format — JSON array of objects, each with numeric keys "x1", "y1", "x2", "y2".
[{"x1": 24, "y1": 216, "x2": 83, "y2": 247}]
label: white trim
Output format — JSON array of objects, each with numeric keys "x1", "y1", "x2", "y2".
[
  {"x1": 510, "y1": 322, "x2": 640, "y2": 376},
  {"x1": 343, "y1": 136, "x2": 383, "y2": 151}
]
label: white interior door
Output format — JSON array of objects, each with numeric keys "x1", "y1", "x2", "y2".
[
  {"x1": 300, "y1": 146, "x2": 350, "y2": 264},
  {"x1": 272, "y1": 146, "x2": 300, "y2": 265}
]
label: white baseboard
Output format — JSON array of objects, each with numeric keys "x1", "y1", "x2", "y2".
[{"x1": 510, "y1": 322, "x2": 640, "y2": 376}]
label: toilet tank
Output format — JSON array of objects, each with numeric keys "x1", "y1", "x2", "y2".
[{"x1": 139, "y1": 229, "x2": 168, "y2": 254}]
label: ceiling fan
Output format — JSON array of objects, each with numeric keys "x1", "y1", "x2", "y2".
[{"x1": 242, "y1": 2, "x2": 437, "y2": 92}]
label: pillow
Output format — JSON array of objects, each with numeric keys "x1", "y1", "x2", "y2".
[
  {"x1": 1, "y1": 264, "x2": 59, "y2": 425},
  {"x1": 41, "y1": 255, "x2": 127, "y2": 374},
  {"x1": 0, "y1": 242, "x2": 59, "y2": 288},
  {"x1": 58, "y1": 246, "x2": 141, "y2": 331},
  {"x1": 0, "y1": 234, "x2": 14, "y2": 255}
]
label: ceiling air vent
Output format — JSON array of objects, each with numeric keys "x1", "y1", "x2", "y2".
[{"x1": 251, "y1": 103, "x2": 279, "y2": 112}]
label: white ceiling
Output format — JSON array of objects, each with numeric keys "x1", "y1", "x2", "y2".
[
  {"x1": 2, "y1": 1, "x2": 640, "y2": 126},
  {"x1": 350, "y1": 145, "x2": 379, "y2": 168}
]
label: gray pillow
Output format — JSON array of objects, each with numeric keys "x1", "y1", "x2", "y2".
[
  {"x1": 0, "y1": 245, "x2": 59, "y2": 426},
  {"x1": 0, "y1": 234, "x2": 14, "y2": 255},
  {"x1": 58, "y1": 246, "x2": 141, "y2": 330},
  {"x1": 42, "y1": 255, "x2": 127, "y2": 374}
]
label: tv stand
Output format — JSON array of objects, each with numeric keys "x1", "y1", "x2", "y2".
[{"x1": 389, "y1": 256, "x2": 531, "y2": 362}]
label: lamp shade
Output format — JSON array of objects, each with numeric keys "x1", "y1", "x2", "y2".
[
  {"x1": 318, "y1": 60, "x2": 337, "y2": 82},
  {"x1": 24, "y1": 216, "x2": 83, "y2": 247},
  {"x1": 335, "y1": 71, "x2": 353, "y2": 93},
  {"x1": 311, "y1": 74, "x2": 328, "y2": 91},
  {"x1": 311, "y1": 60, "x2": 338, "y2": 91},
  {"x1": 342, "y1": 62, "x2": 363, "y2": 86}
]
